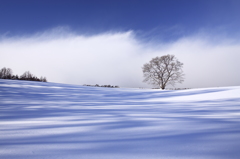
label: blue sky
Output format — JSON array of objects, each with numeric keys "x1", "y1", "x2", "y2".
[
  {"x1": 1, "y1": 0, "x2": 240, "y2": 88},
  {"x1": 1, "y1": 0, "x2": 240, "y2": 40}
]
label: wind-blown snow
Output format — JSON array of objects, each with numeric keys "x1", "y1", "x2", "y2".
[{"x1": 0, "y1": 79, "x2": 240, "y2": 159}]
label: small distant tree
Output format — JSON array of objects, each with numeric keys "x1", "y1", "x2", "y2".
[
  {"x1": 0, "y1": 67, "x2": 13, "y2": 79},
  {"x1": 40, "y1": 76, "x2": 47, "y2": 82},
  {"x1": 20, "y1": 71, "x2": 34, "y2": 80},
  {"x1": 142, "y1": 54, "x2": 184, "y2": 90},
  {"x1": 43, "y1": 77, "x2": 47, "y2": 82},
  {"x1": 40, "y1": 76, "x2": 44, "y2": 82}
]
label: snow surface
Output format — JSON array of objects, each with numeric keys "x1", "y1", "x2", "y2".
[{"x1": 0, "y1": 79, "x2": 240, "y2": 159}]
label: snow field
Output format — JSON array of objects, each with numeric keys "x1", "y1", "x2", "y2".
[{"x1": 0, "y1": 79, "x2": 240, "y2": 159}]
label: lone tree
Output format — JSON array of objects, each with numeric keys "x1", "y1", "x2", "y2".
[{"x1": 142, "y1": 54, "x2": 184, "y2": 89}]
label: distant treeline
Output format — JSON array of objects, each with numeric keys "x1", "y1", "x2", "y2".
[
  {"x1": 0, "y1": 67, "x2": 47, "y2": 82},
  {"x1": 84, "y1": 84, "x2": 119, "y2": 88}
]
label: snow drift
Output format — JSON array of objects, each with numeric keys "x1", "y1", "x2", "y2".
[{"x1": 0, "y1": 79, "x2": 240, "y2": 159}]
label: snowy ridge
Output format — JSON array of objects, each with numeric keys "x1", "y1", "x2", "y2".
[{"x1": 0, "y1": 79, "x2": 240, "y2": 159}]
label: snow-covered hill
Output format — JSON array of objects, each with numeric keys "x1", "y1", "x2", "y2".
[{"x1": 1, "y1": 79, "x2": 240, "y2": 159}]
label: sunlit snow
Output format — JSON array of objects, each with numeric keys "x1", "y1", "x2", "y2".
[{"x1": 0, "y1": 79, "x2": 240, "y2": 159}]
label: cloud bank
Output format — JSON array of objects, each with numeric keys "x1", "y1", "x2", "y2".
[{"x1": 1, "y1": 28, "x2": 240, "y2": 88}]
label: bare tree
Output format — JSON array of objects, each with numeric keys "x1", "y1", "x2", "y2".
[
  {"x1": 0, "y1": 67, "x2": 13, "y2": 79},
  {"x1": 142, "y1": 54, "x2": 184, "y2": 89},
  {"x1": 42, "y1": 77, "x2": 47, "y2": 82},
  {"x1": 40, "y1": 76, "x2": 47, "y2": 82},
  {"x1": 20, "y1": 71, "x2": 34, "y2": 80}
]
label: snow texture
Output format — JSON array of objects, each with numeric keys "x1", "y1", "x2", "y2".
[{"x1": 0, "y1": 79, "x2": 240, "y2": 159}]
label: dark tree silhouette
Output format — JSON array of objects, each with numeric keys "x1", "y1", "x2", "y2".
[
  {"x1": 0, "y1": 67, "x2": 13, "y2": 79},
  {"x1": 20, "y1": 71, "x2": 34, "y2": 80},
  {"x1": 0, "y1": 67, "x2": 47, "y2": 82}
]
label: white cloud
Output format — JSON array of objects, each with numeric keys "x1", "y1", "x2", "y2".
[{"x1": 0, "y1": 29, "x2": 240, "y2": 88}]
